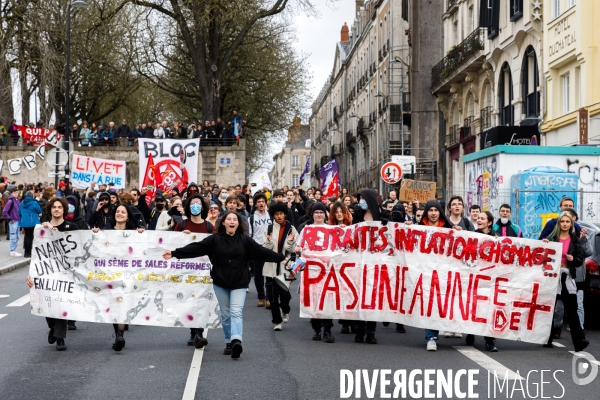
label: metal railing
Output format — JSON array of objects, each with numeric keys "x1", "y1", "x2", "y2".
[
  {"x1": 431, "y1": 27, "x2": 485, "y2": 90},
  {"x1": 345, "y1": 130, "x2": 356, "y2": 145},
  {"x1": 447, "y1": 0, "x2": 459, "y2": 9},
  {"x1": 446, "y1": 124, "x2": 459, "y2": 146},
  {"x1": 480, "y1": 106, "x2": 492, "y2": 130}
]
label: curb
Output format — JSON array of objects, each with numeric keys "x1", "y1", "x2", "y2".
[{"x1": 0, "y1": 259, "x2": 30, "y2": 276}]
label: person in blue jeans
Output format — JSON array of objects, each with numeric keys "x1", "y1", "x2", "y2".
[
  {"x1": 3, "y1": 187, "x2": 22, "y2": 257},
  {"x1": 163, "y1": 210, "x2": 284, "y2": 359},
  {"x1": 419, "y1": 200, "x2": 453, "y2": 351}
]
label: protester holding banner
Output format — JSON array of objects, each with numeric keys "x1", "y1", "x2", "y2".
[
  {"x1": 542, "y1": 212, "x2": 590, "y2": 352},
  {"x1": 163, "y1": 210, "x2": 285, "y2": 359},
  {"x1": 26, "y1": 197, "x2": 80, "y2": 351},
  {"x1": 262, "y1": 202, "x2": 298, "y2": 332},
  {"x1": 464, "y1": 211, "x2": 499, "y2": 351},
  {"x1": 249, "y1": 193, "x2": 272, "y2": 307},
  {"x1": 419, "y1": 199, "x2": 453, "y2": 351},
  {"x1": 447, "y1": 196, "x2": 475, "y2": 232},
  {"x1": 65, "y1": 195, "x2": 89, "y2": 230},
  {"x1": 87, "y1": 192, "x2": 113, "y2": 229}
]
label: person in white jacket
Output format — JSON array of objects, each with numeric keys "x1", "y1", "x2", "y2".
[
  {"x1": 153, "y1": 123, "x2": 164, "y2": 139},
  {"x1": 262, "y1": 201, "x2": 298, "y2": 331}
]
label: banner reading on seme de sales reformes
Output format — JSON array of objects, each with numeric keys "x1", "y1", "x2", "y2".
[{"x1": 298, "y1": 222, "x2": 562, "y2": 344}]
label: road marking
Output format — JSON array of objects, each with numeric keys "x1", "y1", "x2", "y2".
[
  {"x1": 569, "y1": 351, "x2": 600, "y2": 366},
  {"x1": 552, "y1": 342, "x2": 565, "y2": 348},
  {"x1": 0, "y1": 295, "x2": 9, "y2": 299},
  {"x1": 454, "y1": 346, "x2": 522, "y2": 380},
  {"x1": 182, "y1": 331, "x2": 208, "y2": 400},
  {"x1": 6, "y1": 294, "x2": 30, "y2": 307},
  {"x1": 0, "y1": 314, "x2": 7, "y2": 320}
]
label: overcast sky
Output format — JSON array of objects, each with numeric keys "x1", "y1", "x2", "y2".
[{"x1": 294, "y1": 0, "x2": 356, "y2": 108}]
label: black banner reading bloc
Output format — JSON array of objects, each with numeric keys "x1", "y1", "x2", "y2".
[{"x1": 479, "y1": 0, "x2": 500, "y2": 28}]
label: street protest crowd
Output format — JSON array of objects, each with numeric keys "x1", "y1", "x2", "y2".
[
  {"x1": 0, "y1": 108, "x2": 246, "y2": 147},
  {"x1": 0, "y1": 178, "x2": 591, "y2": 359}
]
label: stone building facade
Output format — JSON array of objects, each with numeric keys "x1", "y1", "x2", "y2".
[{"x1": 270, "y1": 119, "x2": 311, "y2": 189}]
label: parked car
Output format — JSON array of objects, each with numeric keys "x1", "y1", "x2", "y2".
[{"x1": 577, "y1": 221, "x2": 600, "y2": 328}]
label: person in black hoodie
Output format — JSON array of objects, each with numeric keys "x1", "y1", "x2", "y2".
[
  {"x1": 65, "y1": 195, "x2": 89, "y2": 230},
  {"x1": 420, "y1": 200, "x2": 453, "y2": 351},
  {"x1": 163, "y1": 210, "x2": 285, "y2": 359},
  {"x1": 352, "y1": 189, "x2": 388, "y2": 344},
  {"x1": 87, "y1": 192, "x2": 113, "y2": 229}
]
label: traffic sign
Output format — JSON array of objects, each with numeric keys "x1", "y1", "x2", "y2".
[
  {"x1": 391, "y1": 155, "x2": 416, "y2": 174},
  {"x1": 380, "y1": 162, "x2": 403, "y2": 184}
]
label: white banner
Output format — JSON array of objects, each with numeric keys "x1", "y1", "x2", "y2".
[
  {"x1": 298, "y1": 222, "x2": 561, "y2": 344},
  {"x1": 29, "y1": 228, "x2": 220, "y2": 328},
  {"x1": 71, "y1": 154, "x2": 127, "y2": 189},
  {"x1": 138, "y1": 138, "x2": 200, "y2": 190}
]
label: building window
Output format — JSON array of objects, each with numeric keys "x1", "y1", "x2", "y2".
[
  {"x1": 292, "y1": 174, "x2": 299, "y2": 187},
  {"x1": 522, "y1": 47, "x2": 540, "y2": 118},
  {"x1": 499, "y1": 63, "x2": 514, "y2": 125},
  {"x1": 553, "y1": 0, "x2": 561, "y2": 19},
  {"x1": 563, "y1": 73, "x2": 570, "y2": 114},
  {"x1": 292, "y1": 155, "x2": 299, "y2": 168},
  {"x1": 510, "y1": 0, "x2": 523, "y2": 21},
  {"x1": 568, "y1": 0, "x2": 576, "y2": 7}
]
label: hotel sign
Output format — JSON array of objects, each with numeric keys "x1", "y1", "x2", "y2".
[{"x1": 548, "y1": 12, "x2": 576, "y2": 62}]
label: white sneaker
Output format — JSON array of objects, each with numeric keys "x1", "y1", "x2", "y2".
[
  {"x1": 9, "y1": 251, "x2": 15, "y2": 257},
  {"x1": 246, "y1": 288, "x2": 250, "y2": 292},
  {"x1": 453, "y1": 332, "x2": 463, "y2": 338},
  {"x1": 427, "y1": 339, "x2": 437, "y2": 351},
  {"x1": 274, "y1": 323, "x2": 282, "y2": 331},
  {"x1": 282, "y1": 314, "x2": 289, "y2": 323},
  {"x1": 444, "y1": 331, "x2": 452, "y2": 338}
]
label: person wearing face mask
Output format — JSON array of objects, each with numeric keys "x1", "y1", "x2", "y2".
[
  {"x1": 492, "y1": 204, "x2": 522, "y2": 238},
  {"x1": 148, "y1": 195, "x2": 168, "y2": 230},
  {"x1": 414, "y1": 207, "x2": 424, "y2": 224},
  {"x1": 65, "y1": 195, "x2": 89, "y2": 230},
  {"x1": 87, "y1": 192, "x2": 113, "y2": 229},
  {"x1": 350, "y1": 189, "x2": 389, "y2": 344},
  {"x1": 173, "y1": 194, "x2": 213, "y2": 348},
  {"x1": 166, "y1": 196, "x2": 186, "y2": 230},
  {"x1": 420, "y1": 200, "x2": 453, "y2": 351}
]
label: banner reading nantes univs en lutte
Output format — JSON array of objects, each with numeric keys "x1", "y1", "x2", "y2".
[
  {"x1": 29, "y1": 227, "x2": 220, "y2": 328},
  {"x1": 138, "y1": 138, "x2": 200, "y2": 192},
  {"x1": 298, "y1": 222, "x2": 561, "y2": 344}
]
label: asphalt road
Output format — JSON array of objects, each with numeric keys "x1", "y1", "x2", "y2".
[{"x1": 1, "y1": 266, "x2": 599, "y2": 400}]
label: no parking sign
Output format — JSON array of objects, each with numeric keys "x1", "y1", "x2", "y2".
[{"x1": 380, "y1": 162, "x2": 403, "y2": 184}]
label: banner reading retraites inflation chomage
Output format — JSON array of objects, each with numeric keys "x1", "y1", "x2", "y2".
[
  {"x1": 29, "y1": 227, "x2": 220, "y2": 328},
  {"x1": 71, "y1": 154, "x2": 127, "y2": 189},
  {"x1": 138, "y1": 138, "x2": 200, "y2": 193},
  {"x1": 298, "y1": 222, "x2": 562, "y2": 344}
]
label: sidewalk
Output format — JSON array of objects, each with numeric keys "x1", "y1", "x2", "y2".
[{"x1": 0, "y1": 235, "x2": 30, "y2": 275}]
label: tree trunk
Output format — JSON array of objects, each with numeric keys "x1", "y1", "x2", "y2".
[
  {"x1": 19, "y1": 71, "x2": 30, "y2": 124},
  {"x1": 0, "y1": 59, "x2": 13, "y2": 126}
]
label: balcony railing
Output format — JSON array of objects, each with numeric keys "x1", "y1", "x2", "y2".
[
  {"x1": 447, "y1": 0, "x2": 458, "y2": 9},
  {"x1": 446, "y1": 125, "x2": 459, "y2": 147},
  {"x1": 480, "y1": 106, "x2": 492, "y2": 130},
  {"x1": 357, "y1": 118, "x2": 367, "y2": 136},
  {"x1": 431, "y1": 27, "x2": 485, "y2": 90},
  {"x1": 331, "y1": 144, "x2": 342, "y2": 156},
  {"x1": 346, "y1": 130, "x2": 356, "y2": 145},
  {"x1": 320, "y1": 155, "x2": 329, "y2": 166}
]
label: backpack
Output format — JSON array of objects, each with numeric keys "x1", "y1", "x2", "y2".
[{"x1": 179, "y1": 219, "x2": 213, "y2": 233}]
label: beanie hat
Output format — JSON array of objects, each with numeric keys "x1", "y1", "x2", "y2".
[{"x1": 311, "y1": 202, "x2": 327, "y2": 216}]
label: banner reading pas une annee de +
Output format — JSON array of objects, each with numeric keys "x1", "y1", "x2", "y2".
[{"x1": 298, "y1": 222, "x2": 561, "y2": 344}]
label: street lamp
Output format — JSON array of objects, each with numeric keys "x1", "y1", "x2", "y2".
[{"x1": 63, "y1": 0, "x2": 88, "y2": 188}]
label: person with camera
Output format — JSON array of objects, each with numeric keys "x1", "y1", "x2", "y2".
[{"x1": 87, "y1": 192, "x2": 113, "y2": 229}]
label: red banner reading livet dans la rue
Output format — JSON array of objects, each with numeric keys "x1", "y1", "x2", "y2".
[{"x1": 298, "y1": 222, "x2": 562, "y2": 344}]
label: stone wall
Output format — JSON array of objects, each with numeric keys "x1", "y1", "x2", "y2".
[{"x1": 0, "y1": 140, "x2": 246, "y2": 187}]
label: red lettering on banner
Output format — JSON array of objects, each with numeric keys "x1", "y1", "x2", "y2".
[
  {"x1": 328, "y1": 227, "x2": 345, "y2": 251},
  {"x1": 472, "y1": 274, "x2": 492, "y2": 323},
  {"x1": 339, "y1": 263, "x2": 358, "y2": 310},
  {"x1": 354, "y1": 226, "x2": 370, "y2": 251},
  {"x1": 479, "y1": 241, "x2": 500, "y2": 263},
  {"x1": 369, "y1": 227, "x2": 388, "y2": 252},
  {"x1": 449, "y1": 272, "x2": 473, "y2": 321},
  {"x1": 408, "y1": 273, "x2": 424, "y2": 316},
  {"x1": 377, "y1": 265, "x2": 399, "y2": 310},
  {"x1": 427, "y1": 270, "x2": 452, "y2": 318},
  {"x1": 543, "y1": 248, "x2": 556, "y2": 270},
  {"x1": 395, "y1": 228, "x2": 416, "y2": 252},
  {"x1": 341, "y1": 228, "x2": 357, "y2": 250},
  {"x1": 361, "y1": 264, "x2": 379, "y2": 310},
  {"x1": 399, "y1": 266, "x2": 409, "y2": 314},
  {"x1": 463, "y1": 238, "x2": 479, "y2": 262},
  {"x1": 515, "y1": 246, "x2": 532, "y2": 266},
  {"x1": 493, "y1": 277, "x2": 508, "y2": 306},
  {"x1": 513, "y1": 282, "x2": 553, "y2": 330},
  {"x1": 318, "y1": 265, "x2": 341, "y2": 311},
  {"x1": 509, "y1": 312, "x2": 521, "y2": 331},
  {"x1": 302, "y1": 260, "x2": 326, "y2": 307}
]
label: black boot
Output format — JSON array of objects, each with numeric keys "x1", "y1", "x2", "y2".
[
  {"x1": 341, "y1": 325, "x2": 350, "y2": 334},
  {"x1": 113, "y1": 330, "x2": 125, "y2": 351},
  {"x1": 466, "y1": 334, "x2": 475, "y2": 345},
  {"x1": 194, "y1": 331, "x2": 208, "y2": 349},
  {"x1": 312, "y1": 330, "x2": 322, "y2": 341},
  {"x1": 187, "y1": 329, "x2": 197, "y2": 346},
  {"x1": 365, "y1": 333, "x2": 378, "y2": 344},
  {"x1": 231, "y1": 339, "x2": 243, "y2": 359},
  {"x1": 396, "y1": 324, "x2": 406, "y2": 333},
  {"x1": 48, "y1": 328, "x2": 57, "y2": 344},
  {"x1": 324, "y1": 331, "x2": 335, "y2": 343},
  {"x1": 354, "y1": 330, "x2": 366, "y2": 343},
  {"x1": 67, "y1": 321, "x2": 77, "y2": 331},
  {"x1": 56, "y1": 338, "x2": 67, "y2": 351},
  {"x1": 223, "y1": 343, "x2": 233, "y2": 355}
]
